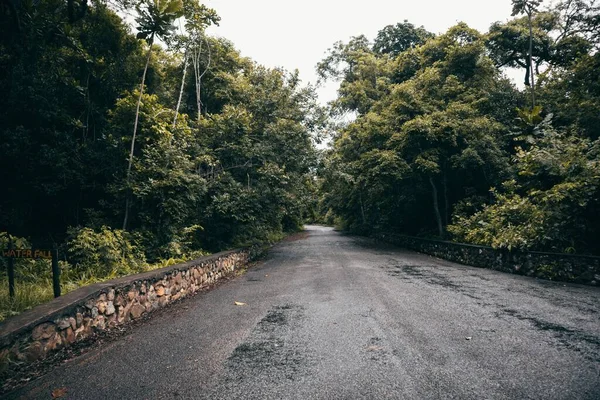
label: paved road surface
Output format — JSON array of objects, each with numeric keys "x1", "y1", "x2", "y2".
[{"x1": 7, "y1": 226, "x2": 600, "y2": 399}]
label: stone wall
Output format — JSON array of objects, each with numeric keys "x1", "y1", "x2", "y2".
[
  {"x1": 375, "y1": 233, "x2": 600, "y2": 286},
  {"x1": 0, "y1": 249, "x2": 248, "y2": 377}
]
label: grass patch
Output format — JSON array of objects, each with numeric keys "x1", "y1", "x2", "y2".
[
  {"x1": 0, "y1": 280, "x2": 56, "y2": 321},
  {"x1": 0, "y1": 273, "x2": 114, "y2": 322},
  {"x1": 0, "y1": 253, "x2": 212, "y2": 323}
]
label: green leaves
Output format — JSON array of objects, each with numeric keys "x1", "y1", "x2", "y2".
[
  {"x1": 135, "y1": 0, "x2": 184, "y2": 44},
  {"x1": 194, "y1": 64, "x2": 318, "y2": 250},
  {"x1": 449, "y1": 120, "x2": 600, "y2": 253},
  {"x1": 512, "y1": 0, "x2": 543, "y2": 16},
  {"x1": 516, "y1": 105, "x2": 544, "y2": 127},
  {"x1": 67, "y1": 226, "x2": 147, "y2": 277},
  {"x1": 320, "y1": 21, "x2": 516, "y2": 238},
  {"x1": 373, "y1": 20, "x2": 434, "y2": 56}
]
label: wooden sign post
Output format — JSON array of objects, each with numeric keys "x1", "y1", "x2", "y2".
[
  {"x1": 7, "y1": 240, "x2": 15, "y2": 299},
  {"x1": 52, "y1": 246, "x2": 60, "y2": 298},
  {"x1": 2, "y1": 241, "x2": 60, "y2": 299}
]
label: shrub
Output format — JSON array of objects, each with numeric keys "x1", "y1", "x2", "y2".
[
  {"x1": 66, "y1": 226, "x2": 147, "y2": 277},
  {"x1": 0, "y1": 232, "x2": 54, "y2": 282}
]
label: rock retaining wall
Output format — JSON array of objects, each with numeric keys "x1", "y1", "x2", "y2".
[
  {"x1": 375, "y1": 233, "x2": 600, "y2": 286},
  {"x1": 0, "y1": 249, "x2": 248, "y2": 377}
]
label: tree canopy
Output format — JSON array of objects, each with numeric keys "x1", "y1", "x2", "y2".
[
  {"x1": 0, "y1": 0, "x2": 322, "y2": 262},
  {"x1": 317, "y1": 0, "x2": 600, "y2": 255}
]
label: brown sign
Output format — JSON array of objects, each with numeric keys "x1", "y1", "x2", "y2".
[{"x1": 2, "y1": 249, "x2": 53, "y2": 259}]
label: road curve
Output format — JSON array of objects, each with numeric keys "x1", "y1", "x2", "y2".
[{"x1": 7, "y1": 226, "x2": 600, "y2": 399}]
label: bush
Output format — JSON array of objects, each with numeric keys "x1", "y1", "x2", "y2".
[
  {"x1": 448, "y1": 187, "x2": 546, "y2": 251},
  {"x1": 66, "y1": 226, "x2": 147, "y2": 277},
  {"x1": 0, "y1": 232, "x2": 54, "y2": 282}
]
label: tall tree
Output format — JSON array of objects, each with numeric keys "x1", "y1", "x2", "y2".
[
  {"x1": 190, "y1": 34, "x2": 210, "y2": 121},
  {"x1": 319, "y1": 24, "x2": 511, "y2": 237},
  {"x1": 511, "y1": 0, "x2": 543, "y2": 108},
  {"x1": 317, "y1": 35, "x2": 392, "y2": 115},
  {"x1": 124, "y1": 0, "x2": 183, "y2": 230},
  {"x1": 172, "y1": 0, "x2": 219, "y2": 126},
  {"x1": 372, "y1": 20, "x2": 434, "y2": 56}
]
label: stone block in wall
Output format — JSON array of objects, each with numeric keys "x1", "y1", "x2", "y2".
[{"x1": 31, "y1": 323, "x2": 56, "y2": 341}]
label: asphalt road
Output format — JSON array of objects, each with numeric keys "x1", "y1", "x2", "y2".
[{"x1": 7, "y1": 226, "x2": 600, "y2": 399}]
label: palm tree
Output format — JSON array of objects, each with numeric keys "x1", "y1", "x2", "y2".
[
  {"x1": 511, "y1": 0, "x2": 543, "y2": 109},
  {"x1": 123, "y1": 0, "x2": 183, "y2": 230}
]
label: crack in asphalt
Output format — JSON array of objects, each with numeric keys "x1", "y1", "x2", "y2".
[
  {"x1": 384, "y1": 261, "x2": 600, "y2": 365},
  {"x1": 499, "y1": 308, "x2": 600, "y2": 362},
  {"x1": 225, "y1": 304, "x2": 312, "y2": 383}
]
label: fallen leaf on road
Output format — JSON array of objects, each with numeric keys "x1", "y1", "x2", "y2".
[
  {"x1": 234, "y1": 301, "x2": 247, "y2": 306},
  {"x1": 51, "y1": 387, "x2": 67, "y2": 398}
]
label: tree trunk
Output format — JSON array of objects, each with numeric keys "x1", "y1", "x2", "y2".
[
  {"x1": 359, "y1": 191, "x2": 367, "y2": 226},
  {"x1": 123, "y1": 34, "x2": 154, "y2": 231},
  {"x1": 84, "y1": 72, "x2": 91, "y2": 141},
  {"x1": 528, "y1": 9, "x2": 536, "y2": 109},
  {"x1": 191, "y1": 36, "x2": 211, "y2": 122},
  {"x1": 192, "y1": 40, "x2": 203, "y2": 121},
  {"x1": 123, "y1": 196, "x2": 130, "y2": 231},
  {"x1": 429, "y1": 176, "x2": 444, "y2": 238},
  {"x1": 196, "y1": 69, "x2": 202, "y2": 121},
  {"x1": 173, "y1": 51, "x2": 188, "y2": 128},
  {"x1": 443, "y1": 171, "x2": 449, "y2": 227}
]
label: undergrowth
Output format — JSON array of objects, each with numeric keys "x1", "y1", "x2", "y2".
[
  {"x1": 0, "y1": 225, "x2": 292, "y2": 322},
  {"x1": 0, "y1": 254, "x2": 210, "y2": 323}
]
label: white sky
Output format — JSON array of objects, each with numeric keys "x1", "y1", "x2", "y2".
[{"x1": 205, "y1": 0, "x2": 520, "y2": 104}]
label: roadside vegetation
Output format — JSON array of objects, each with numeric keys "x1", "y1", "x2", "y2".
[
  {"x1": 0, "y1": 0, "x2": 322, "y2": 320},
  {"x1": 1, "y1": 0, "x2": 599, "y2": 321},
  {"x1": 317, "y1": 0, "x2": 600, "y2": 255}
]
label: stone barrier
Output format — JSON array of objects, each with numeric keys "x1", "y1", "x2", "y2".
[
  {"x1": 375, "y1": 233, "x2": 600, "y2": 286},
  {"x1": 0, "y1": 249, "x2": 249, "y2": 377}
]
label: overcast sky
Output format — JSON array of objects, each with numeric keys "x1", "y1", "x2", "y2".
[{"x1": 205, "y1": 0, "x2": 519, "y2": 103}]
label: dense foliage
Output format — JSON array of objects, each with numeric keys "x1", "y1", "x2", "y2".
[
  {"x1": 0, "y1": 0, "x2": 322, "y2": 318},
  {"x1": 318, "y1": 0, "x2": 600, "y2": 255},
  {"x1": 0, "y1": 0, "x2": 320, "y2": 257}
]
